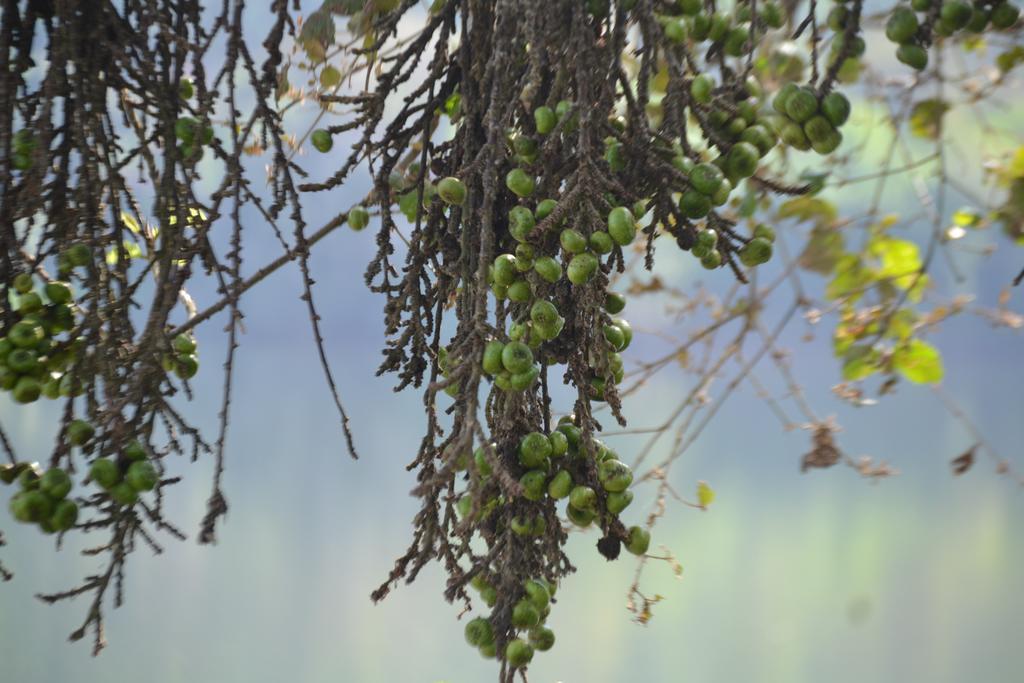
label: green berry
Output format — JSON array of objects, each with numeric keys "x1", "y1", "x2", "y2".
[
  {"x1": 739, "y1": 237, "x2": 774, "y2": 266},
  {"x1": 548, "y1": 470, "x2": 573, "y2": 499},
  {"x1": 886, "y1": 7, "x2": 920, "y2": 43},
  {"x1": 506, "y1": 169, "x2": 536, "y2": 198},
  {"x1": 501, "y1": 341, "x2": 533, "y2": 374},
  {"x1": 534, "y1": 256, "x2": 562, "y2": 283},
  {"x1": 347, "y1": 205, "x2": 370, "y2": 230},
  {"x1": 589, "y1": 230, "x2": 614, "y2": 254},
  {"x1": 465, "y1": 617, "x2": 494, "y2": 647},
  {"x1": 598, "y1": 459, "x2": 633, "y2": 492},
  {"x1": 437, "y1": 176, "x2": 467, "y2": 205},
  {"x1": 690, "y1": 74, "x2": 713, "y2": 104},
  {"x1": 311, "y1": 129, "x2": 333, "y2": 153},
  {"x1": 126, "y1": 461, "x2": 158, "y2": 492},
  {"x1": 534, "y1": 106, "x2": 557, "y2": 134},
  {"x1": 559, "y1": 228, "x2": 588, "y2": 254},
  {"x1": 607, "y1": 206, "x2": 637, "y2": 246},
  {"x1": 110, "y1": 482, "x2": 139, "y2": 506},
  {"x1": 90, "y1": 458, "x2": 120, "y2": 490},
  {"x1": 505, "y1": 639, "x2": 534, "y2": 668},
  {"x1": 520, "y1": 431, "x2": 553, "y2": 467},
  {"x1": 784, "y1": 87, "x2": 819, "y2": 124},
  {"x1": 606, "y1": 490, "x2": 634, "y2": 514},
  {"x1": 566, "y1": 252, "x2": 599, "y2": 285},
  {"x1": 529, "y1": 627, "x2": 555, "y2": 652},
  {"x1": 50, "y1": 499, "x2": 78, "y2": 531},
  {"x1": 821, "y1": 92, "x2": 851, "y2": 127},
  {"x1": 40, "y1": 468, "x2": 72, "y2": 499},
  {"x1": 679, "y1": 190, "x2": 711, "y2": 219},
  {"x1": 605, "y1": 291, "x2": 626, "y2": 314},
  {"x1": 689, "y1": 163, "x2": 725, "y2": 196},
  {"x1": 626, "y1": 525, "x2": 651, "y2": 555}
]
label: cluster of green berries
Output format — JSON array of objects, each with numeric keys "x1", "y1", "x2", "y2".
[
  {"x1": 886, "y1": 0, "x2": 1019, "y2": 71},
  {"x1": 463, "y1": 577, "x2": 558, "y2": 666},
  {"x1": 88, "y1": 438, "x2": 159, "y2": 507},
  {"x1": 174, "y1": 116, "x2": 214, "y2": 163},
  {"x1": 771, "y1": 84, "x2": 850, "y2": 155},
  {"x1": 9, "y1": 129, "x2": 37, "y2": 172},
  {"x1": 161, "y1": 332, "x2": 200, "y2": 380},
  {"x1": 656, "y1": 0, "x2": 786, "y2": 52},
  {"x1": 0, "y1": 273, "x2": 82, "y2": 404},
  {"x1": 3, "y1": 462, "x2": 78, "y2": 533},
  {"x1": 455, "y1": 417, "x2": 649, "y2": 667}
]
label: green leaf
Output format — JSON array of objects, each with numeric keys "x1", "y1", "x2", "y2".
[
  {"x1": 909, "y1": 99, "x2": 949, "y2": 140},
  {"x1": 996, "y1": 46, "x2": 1024, "y2": 73},
  {"x1": 320, "y1": 65, "x2": 341, "y2": 88},
  {"x1": 841, "y1": 344, "x2": 881, "y2": 381},
  {"x1": 798, "y1": 225, "x2": 845, "y2": 275},
  {"x1": 105, "y1": 240, "x2": 144, "y2": 265},
  {"x1": 826, "y1": 254, "x2": 872, "y2": 302},
  {"x1": 892, "y1": 339, "x2": 943, "y2": 384},
  {"x1": 777, "y1": 196, "x2": 837, "y2": 225}
]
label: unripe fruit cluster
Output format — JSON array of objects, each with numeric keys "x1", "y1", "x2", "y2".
[
  {"x1": 3, "y1": 462, "x2": 78, "y2": 534},
  {"x1": 885, "y1": 1, "x2": 1019, "y2": 71},
  {"x1": 0, "y1": 273, "x2": 82, "y2": 404},
  {"x1": 464, "y1": 577, "x2": 558, "y2": 665},
  {"x1": 174, "y1": 116, "x2": 214, "y2": 164},
  {"x1": 771, "y1": 84, "x2": 850, "y2": 155},
  {"x1": 89, "y1": 439, "x2": 159, "y2": 507}
]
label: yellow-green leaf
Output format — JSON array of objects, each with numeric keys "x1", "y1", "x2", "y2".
[
  {"x1": 696, "y1": 481, "x2": 715, "y2": 508},
  {"x1": 841, "y1": 344, "x2": 880, "y2": 381},
  {"x1": 909, "y1": 99, "x2": 949, "y2": 140},
  {"x1": 893, "y1": 339, "x2": 943, "y2": 384}
]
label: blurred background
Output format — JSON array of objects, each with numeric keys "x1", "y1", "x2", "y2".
[{"x1": 1, "y1": 2, "x2": 1022, "y2": 682}]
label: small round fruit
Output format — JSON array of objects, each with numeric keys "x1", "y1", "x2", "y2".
[
  {"x1": 519, "y1": 470, "x2": 547, "y2": 501},
  {"x1": 13, "y1": 376, "x2": 41, "y2": 404},
  {"x1": 524, "y1": 579, "x2": 550, "y2": 610},
  {"x1": 534, "y1": 106, "x2": 557, "y2": 134},
  {"x1": 566, "y1": 502, "x2": 595, "y2": 527},
  {"x1": 124, "y1": 440, "x2": 147, "y2": 461},
  {"x1": 726, "y1": 141, "x2": 760, "y2": 179},
  {"x1": 739, "y1": 237, "x2": 774, "y2": 266},
  {"x1": 529, "y1": 627, "x2": 555, "y2": 652},
  {"x1": 173, "y1": 333, "x2": 197, "y2": 354},
  {"x1": 896, "y1": 44, "x2": 928, "y2": 70},
  {"x1": 548, "y1": 470, "x2": 573, "y2": 499},
  {"x1": 43, "y1": 282, "x2": 72, "y2": 305},
  {"x1": 50, "y1": 499, "x2": 79, "y2": 531},
  {"x1": 493, "y1": 254, "x2": 518, "y2": 286},
  {"x1": 784, "y1": 87, "x2": 819, "y2": 124},
  {"x1": 689, "y1": 163, "x2": 725, "y2": 196},
  {"x1": 772, "y1": 83, "x2": 799, "y2": 115},
  {"x1": 534, "y1": 256, "x2": 562, "y2": 283},
  {"x1": 679, "y1": 190, "x2": 711, "y2": 219},
  {"x1": 520, "y1": 432, "x2": 553, "y2": 467},
  {"x1": 569, "y1": 485, "x2": 597, "y2": 511},
  {"x1": 110, "y1": 482, "x2": 139, "y2": 506},
  {"x1": 607, "y1": 206, "x2": 636, "y2": 246},
  {"x1": 310, "y1": 129, "x2": 333, "y2": 153},
  {"x1": 126, "y1": 461, "x2": 158, "y2": 492},
  {"x1": 347, "y1": 206, "x2": 370, "y2": 230},
  {"x1": 40, "y1": 468, "x2": 72, "y2": 499},
  {"x1": 753, "y1": 223, "x2": 776, "y2": 242},
  {"x1": 509, "y1": 206, "x2": 535, "y2": 241},
  {"x1": 14, "y1": 490, "x2": 52, "y2": 523},
  {"x1": 179, "y1": 77, "x2": 195, "y2": 100},
  {"x1": 175, "y1": 354, "x2": 199, "y2": 379},
  {"x1": 511, "y1": 599, "x2": 540, "y2": 628},
  {"x1": 506, "y1": 169, "x2": 536, "y2": 198},
  {"x1": 940, "y1": 1, "x2": 972, "y2": 29},
  {"x1": 90, "y1": 458, "x2": 119, "y2": 490},
  {"x1": 603, "y1": 324, "x2": 626, "y2": 351},
  {"x1": 567, "y1": 252, "x2": 599, "y2": 285},
  {"x1": 505, "y1": 639, "x2": 534, "y2": 668},
  {"x1": 886, "y1": 6, "x2": 920, "y2": 43},
  {"x1": 589, "y1": 230, "x2": 614, "y2": 254},
  {"x1": 606, "y1": 489, "x2": 634, "y2": 514},
  {"x1": 690, "y1": 74, "x2": 713, "y2": 104},
  {"x1": 7, "y1": 349, "x2": 38, "y2": 373},
  {"x1": 778, "y1": 119, "x2": 812, "y2": 151},
  {"x1": 598, "y1": 459, "x2": 633, "y2": 492},
  {"x1": 465, "y1": 617, "x2": 494, "y2": 647},
  {"x1": 530, "y1": 300, "x2": 559, "y2": 327},
  {"x1": 508, "y1": 365, "x2": 540, "y2": 391},
  {"x1": 66, "y1": 243, "x2": 92, "y2": 267},
  {"x1": 990, "y1": 2, "x2": 1020, "y2": 28},
  {"x1": 605, "y1": 291, "x2": 626, "y2": 314},
  {"x1": 482, "y1": 340, "x2": 505, "y2": 375},
  {"x1": 614, "y1": 318, "x2": 633, "y2": 349},
  {"x1": 626, "y1": 525, "x2": 652, "y2": 555},
  {"x1": 821, "y1": 92, "x2": 851, "y2": 127},
  {"x1": 506, "y1": 280, "x2": 531, "y2": 303},
  {"x1": 548, "y1": 431, "x2": 568, "y2": 456},
  {"x1": 437, "y1": 176, "x2": 467, "y2": 205},
  {"x1": 9, "y1": 320, "x2": 44, "y2": 348},
  {"x1": 559, "y1": 228, "x2": 588, "y2": 254}
]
